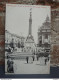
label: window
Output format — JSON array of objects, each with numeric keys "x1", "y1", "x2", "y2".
[{"x1": 45, "y1": 34, "x2": 48, "y2": 39}]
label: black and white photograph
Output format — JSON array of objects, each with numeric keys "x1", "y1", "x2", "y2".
[{"x1": 5, "y1": 4, "x2": 51, "y2": 74}]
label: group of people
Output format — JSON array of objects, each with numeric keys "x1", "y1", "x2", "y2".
[
  {"x1": 26, "y1": 56, "x2": 34, "y2": 63},
  {"x1": 7, "y1": 59, "x2": 14, "y2": 73},
  {"x1": 26, "y1": 55, "x2": 49, "y2": 65},
  {"x1": 38, "y1": 56, "x2": 49, "y2": 65}
]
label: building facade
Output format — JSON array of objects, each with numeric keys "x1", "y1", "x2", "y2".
[
  {"x1": 5, "y1": 30, "x2": 25, "y2": 49},
  {"x1": 38, "y1": 16, "x2": 51, "y2": 48}
]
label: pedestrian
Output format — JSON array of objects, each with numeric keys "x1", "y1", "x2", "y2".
[
  {"x1": 45, "y1": 58, "x2": 47, "y2": 65},
  {"x1": 13, "y1": 63, "x2": 17, "y2": 73},
  {"x1": 7, "y1": 55, "x2": 9, "y2": 59},
  {"x1": 26, "y1": 57, "x2": 29, "y2": 63},
  {"x1": 8, "y1": 46, "x2": 11, "y2": 52},
  {"x1": 9, "y1": 60, "x2": 14, "y2": 73},
  {"x1": 32, "y1": 56, "x2": 34, "y2": 61},
  {"x1": 37, "y1": 55, "x2": 39, "y2": 61},
  {"x1": 7, "y1": 59, "x2": 11, "y2": 72},
  {"x1": 48, "y1": 57, "x2": 49, "y2": 61}
]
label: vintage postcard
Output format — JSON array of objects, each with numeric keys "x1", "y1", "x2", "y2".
[
  {"x1": 0, "y1": 0, "x2": 59, "y2": 67},
  {"x1": 5, "y1": 4, "x2": 51, "y2": 74}
]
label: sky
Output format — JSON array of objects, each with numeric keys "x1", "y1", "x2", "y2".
[{"x1": 5, "y1": 4, "x2": 51, "y2": 44}]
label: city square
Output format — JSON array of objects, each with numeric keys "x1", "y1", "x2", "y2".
[
  {"x1": 5, "y1": 4, "x2": 51, "y2": 74},
  {"x1": 5, "y1": 51, "x2": 50, "y2": 74}
]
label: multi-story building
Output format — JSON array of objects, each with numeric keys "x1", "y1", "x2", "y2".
[
  {"x1": 38, "y1": 16, "x2": 51, "y2": 48},
  {"x1": 5, "y1": 30, "x2": 25, "y2": 49}
]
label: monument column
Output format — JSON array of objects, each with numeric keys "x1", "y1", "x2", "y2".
[
  {"x1": 25, "y1": 8, "x2": 35, "y2": 53},
  {"x1": 29, "y1": 8, "x2": 32, "y2": 36}
]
